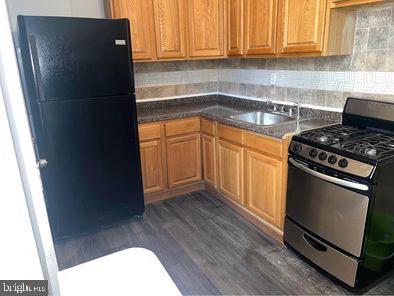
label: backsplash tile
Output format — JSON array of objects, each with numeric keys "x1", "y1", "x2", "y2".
[
  {"x1": 367, "y1": 27, "x2": 389, "y2": 50},
  {"x1": 134, "y1": 4, "x2": 394, "y2": 110},
  {"x1": 369, "y1": 6, "x2": 392, "y2": 27}
]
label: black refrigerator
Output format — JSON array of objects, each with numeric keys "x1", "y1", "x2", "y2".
[{"x1": 17, "y1": 16, "x2": 144, "y2": 241}]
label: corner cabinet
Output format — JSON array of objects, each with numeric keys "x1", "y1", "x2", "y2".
[
  {"x1": 166, "y1": 134, "x2": 202, "y2": 188},
  {"x1": 187, "y1": 0, "x2": 225, "y2": 58},
  {"x1": 109, "y1": 0, "x2": 156, "y2": 60},
  {"x1": 277, "y1": 0, "x2": 327, "y2": 54},
  {"x1": 202, "y1": 134, "x2": 218, "y2": 188}
]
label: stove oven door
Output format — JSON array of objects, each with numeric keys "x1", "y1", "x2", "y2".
[{"x1": 286, "y1": 157, "x2": 371, "y2": 258}]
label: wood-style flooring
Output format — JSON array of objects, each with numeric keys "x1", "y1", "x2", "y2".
[{"x1": 55, "y1": 191, "x2": 394, "y2": 295}]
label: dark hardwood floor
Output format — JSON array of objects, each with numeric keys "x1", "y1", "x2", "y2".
[{"x1": 55, "y1": 191, "x2": 394, "y2": 295}]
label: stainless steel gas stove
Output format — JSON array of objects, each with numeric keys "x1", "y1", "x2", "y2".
[{"x1": 284, "y1": 98, "x2": 394, "y2": 292}]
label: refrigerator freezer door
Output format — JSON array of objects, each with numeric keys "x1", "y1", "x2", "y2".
[
  {"x1": 38, "y1": 95, "x2": 144, "y2": 240},
  {"x1": 18, "y1": 16, "x2": 134, "y2": 101}
]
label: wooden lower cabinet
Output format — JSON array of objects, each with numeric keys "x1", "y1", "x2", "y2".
[
  {"x1": 166, "y1": 134, "x2": 202, "y2": 188},
  {"x1": 218, "y1": 140, "x2": 244, "y2": 204},
  {"x1": 202, "y1": 134, "x2": 217, "y2": 188},
  {"x1": 139, "y1": 118, "x2": 288, "y2": 240},
  {"x1": 140, "y1": 140, "x2": 164, "y2": 194},
  {"x1": 245, "y1": 149, "x2": 283, "y2": 227}
]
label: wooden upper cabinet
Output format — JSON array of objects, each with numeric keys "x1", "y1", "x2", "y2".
[
  {"x1": 152, "y1": 0, "x2": 187, "y2": 59},
  {"x1": 110, "y1": 0, "x2": 156, "y2": 60},
  {"x1": 187, "y1": 0, "x2": 225, "y2": 57},
  {"x1": 277, "y1": 0, "x2": 327, "y2": 54},
  {"x1": 244, "y1": 0, "x2": 278, "y2": 55},
  {"x1": 227, "y1": 0, "x2": 244, "y2": 55}
]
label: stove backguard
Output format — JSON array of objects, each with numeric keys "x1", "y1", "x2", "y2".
[{"x1": 343, "y1": 98, "x2": 394, "y2": 131}]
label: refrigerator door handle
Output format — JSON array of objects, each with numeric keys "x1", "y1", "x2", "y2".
[{"x1": 28, "y1": 35, "x2": 46, "y2": 101}]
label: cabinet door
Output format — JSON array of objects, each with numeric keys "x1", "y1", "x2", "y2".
[
  {"x1": 166, "y1": 134, "x2": 202, "y2": 188},
  {"x1": 202, "y1": 134, "x2": 217, "y2": 188},
  {"x1": 246, "y1": 149, "x2": 282, "y2": 227},
  {"x1": 218, "y1": 140, "x2": 244, "y2": 204},
  {"x1": 277, "y1": 0, "x2": 327, "y2": 53},
  {"x1": 227, "y1": 0, "x2": 244, "y2": 55},
  {"x1": 140, "y1": 140, "x2": 164, "y2": 194},
  {"x1": 187, "y1": 0, "x2": 225, "y2": 57},
  {"x1": 244, "y1": 0, "x2": 278, "y2": 55},
  {"x1": 110, "y1": 0, "x2": 156, "y2": 60},
  {"x1": 152, "y1": 0, "x2": 187, "y2": 59}
]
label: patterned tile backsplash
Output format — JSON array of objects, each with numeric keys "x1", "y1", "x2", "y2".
[{"x1": 134, "y1": 4, "x2": 394, "y2": 110}]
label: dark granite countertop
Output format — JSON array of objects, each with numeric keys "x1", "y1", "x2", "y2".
[{"x1": 137, "y1": 95, "x2": 341, "y2": 139}]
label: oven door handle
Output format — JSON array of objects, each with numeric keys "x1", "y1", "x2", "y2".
[{"x1": 289, "y1": 158, "x2": 369, "y2": 191}]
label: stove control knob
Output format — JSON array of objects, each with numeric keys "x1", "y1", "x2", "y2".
[
  {"x1": 318, "y1": 152, "x2": 327, "y2": 161},
  {"x1": 309, "y1": 149, "x2": 318, "y2": 158},
  {"x1": 328, "y1": 155, "x2": 337, "y2": 164},
  {"x1": 292, "y1": 143, "x2": 302, "y2": 153},
  {"x1": 338, "y1": 159, "x2": 349, "y2": 168}
]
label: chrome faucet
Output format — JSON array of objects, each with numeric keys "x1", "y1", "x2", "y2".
[
  {"x1": 266, "y1": 100, "x2": 276, "y2": 112},
  {"x1": 290, "y1": 102, "x2": 301, "y2": 132}
]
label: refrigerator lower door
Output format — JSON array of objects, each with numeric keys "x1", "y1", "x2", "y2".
[{"x1": 37, "y1": 95, "x2": 144, "y2": 240}]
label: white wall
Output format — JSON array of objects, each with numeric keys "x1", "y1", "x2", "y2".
[
  {"x1": 0, "y1": 88, "x2": 43, "y2": 280},
  {"x1": 1, "y1": 1, "x2": 60, "y2": 294},
  {"x1": 6, "y1": 0, "x2": 106, "y2": 40}
]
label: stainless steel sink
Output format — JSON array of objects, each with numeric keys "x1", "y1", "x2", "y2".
[{"x1": 230, "y1": 111, "x2": 294, "y2": 126}]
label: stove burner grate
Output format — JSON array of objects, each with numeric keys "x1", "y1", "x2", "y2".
[
  {"x1": 297, "y1": 124, "x2": 394, "y2": 160},
  {"x1": 340, "y1": 134, "x2": 394, "y2": 158},
  {"x1": 300, "y1": 125, "x2": 366, "y2": 145}
]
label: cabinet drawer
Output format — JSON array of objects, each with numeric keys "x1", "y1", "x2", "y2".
[
  {"x1": 201, "y1": 118, "x2": 216, "y2": 135},
  {"x1": 217, "y1": 124, "x2": 243, "y2": 144},
  {"x1": 243, "y1": 131, "x2": 283, "y2": 158},
  {"x1": 165, "y1": 117, "x2": 200, "y2": 137},
  {"x1": 138, "y1": 123, "x2": 161, "y2": 142}
]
